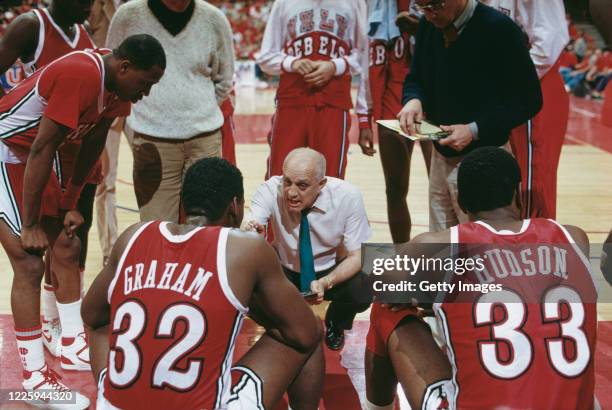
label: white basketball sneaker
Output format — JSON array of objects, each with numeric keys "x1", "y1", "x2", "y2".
[
  {"x1": 42, "y1": 318, "x2": 62, "y2": 357},
  {"x1": 22, "y1": 364, "x2": 90, "y2": 409},
  {"x1": 60, "y1": 332, "x2": 91, "y2": 371}
]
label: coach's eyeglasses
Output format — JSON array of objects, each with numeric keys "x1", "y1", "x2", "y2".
[{"x1": 415, "y1": 0, "x2": 446, "y2": 13}]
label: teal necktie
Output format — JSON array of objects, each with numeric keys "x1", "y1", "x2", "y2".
[{"x1": 299, "y1": 210, "x2": 316, "y2": 292}]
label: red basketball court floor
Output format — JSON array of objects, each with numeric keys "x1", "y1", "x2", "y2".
[{"x1": 0, "y1": 96, "x2": 611, "y2": 409}]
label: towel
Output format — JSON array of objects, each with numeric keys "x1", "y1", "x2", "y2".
[{"x1": 368, "y1": 0, "x2": 401, "y2": 41}]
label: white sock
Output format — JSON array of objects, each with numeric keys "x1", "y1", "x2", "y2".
[
  {"x1": 364, "y1": 397, "x2": 395, "y2": 410},
  {"x1": 56, "y1": 299, "x2": 84, "y2": 339},
  {"x1": 42, "y1": 284, "x2": 59, "y2": 321},
  {"x1": 15, "y1": 326, "x2": 45, "y2": 373}
]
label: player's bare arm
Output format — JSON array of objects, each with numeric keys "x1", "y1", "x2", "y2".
[
  {"x1": 381, "y1": 230, "x2": 451, "y2": 313},
  {"x1": 60, "y1": 118, "x2": 113, "y2": 236},
  {"x1": 358, "y1": 127, "x2": 376, "y2": 156},
  {"x1": 71, "y1": 118, "x2": 113, "y2": 187},
  {"x1": 21, "y1": 116, "x2": 70, "y2": 251},
  {"x1": 603, "y1": 230, "x2": 612, "y2": 286},
  {"x1": 310, "y1": 248, "x2": 361, "y2": 303},
  {"x1": 563, "y1": 224, "x2": 591, "y2": 258},
  {"x1": 82, "y1": 222, "x2": 146, "y2": 381},
  {"x1": 0, "y1": 13, "x2": 38, "y2": 97},
  {"x1": 229, "y1": 231, "x2": 321, "y2": 352}
]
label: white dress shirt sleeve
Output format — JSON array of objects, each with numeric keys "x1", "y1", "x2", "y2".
[
  {"x1": 342, "y1": 186, "x2": 372, "y2": 252},
  {"x1": 248, "y1": 179, "x2": 277, "y2": 225}
]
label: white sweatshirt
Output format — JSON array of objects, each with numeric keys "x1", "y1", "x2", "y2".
[
  {"x1": 480, "y1": 0, "x2": 569, "y2": 78},
  {"x1": 106, "y1": 0, "x2": 234, "y2": 139},
  {"x1": 256, "y1": 0, "x2": 371, "y2": 118}
]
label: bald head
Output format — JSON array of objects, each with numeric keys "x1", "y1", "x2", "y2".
[
  {"x1": 281, "y1": 148, "x2": 328, "y2": 213},
  {"x1": 283, "y1": 148, "x2": 326, "y2": 181}
]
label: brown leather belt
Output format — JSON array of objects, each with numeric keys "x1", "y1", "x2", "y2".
[{"x1": 134, "y1": 128, "x2": 220, "y2": 144}]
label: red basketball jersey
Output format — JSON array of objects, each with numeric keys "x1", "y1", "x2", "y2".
[
  {"x1": 0, "y1": 50, "x2": 130, "y2": 159},
  {"x1": 435, "y1": 219, "x2": 597, "y2": 409},
  {"x1": 368, "y1": 0, "x2": 412, "y2": 120},
  {"x1": 23, "y1": 8, "x2": 94, "y2": 76},
  {"x1": 103, "y1": 222, "x2": 248, "y2": 410}
]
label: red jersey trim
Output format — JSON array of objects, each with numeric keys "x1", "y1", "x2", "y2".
[
  {"x1": 107, "y1": 221, "x2": 155, "y2": 304},
  {"x1": 214, "y1": 312, "x2": 245, "y2": 408},
  {"x1": 216, "y1": 228, "x2": 249, "y2": 314},
  {"x1": 546, "y1": 219, "x2": 600, "y2": 292},
  {"x1": 41, "y1": 8, "x2": 82, "y2": 49},
  {"x1": 158, "y1": 221, "x2": 205, "y2": 243},
  {"x1": 31, "y1": 9, "x2": 45, "y2": 66},
  {"x1": 433, "y1": 306, "x2": 460, "y2": 406},
  {"x1": 474, "y1": 219, "x2": 531, "y2": 236}
]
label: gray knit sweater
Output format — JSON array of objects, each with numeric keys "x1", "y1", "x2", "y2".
[{"x1": 106, "y1": 0, "x2": 234, "y2": 139}]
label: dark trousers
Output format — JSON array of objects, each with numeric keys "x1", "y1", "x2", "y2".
[{"x1": 283, "y1": 266, "x2": 372, "y2": 330}]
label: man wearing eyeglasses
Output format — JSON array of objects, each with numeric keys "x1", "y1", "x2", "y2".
[{"x1": 397, "y1": 0, "x2": 542, "y2": 232}]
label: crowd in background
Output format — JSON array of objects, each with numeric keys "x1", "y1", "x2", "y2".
[
  {"x1": 1, "y1": 1, "x2": 610, "y2": 99},
  {"x1": 208, "y1": 0, "x2": 271, "y2": 60},
  {"x1": 560, "y1": 13, "x2": 611, "y2": 99},
  {"x1": 0, "y1": 0, "x2": 47, "y2": 35}
]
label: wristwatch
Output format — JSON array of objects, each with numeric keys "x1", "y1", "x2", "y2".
[{"x1": 323, "y1": 276, "x2": 333, "y2": 290}]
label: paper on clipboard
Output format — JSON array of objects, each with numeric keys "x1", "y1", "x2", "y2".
[{"x1": 376, "y1": 119, "x2": 450, "y2": 141}]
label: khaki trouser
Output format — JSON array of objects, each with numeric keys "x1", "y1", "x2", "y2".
[
  {"x1": 132, "y1": 130, "x2": 222, "y2": 223},
  {"x1": 429, "y1": 144, "x2": 511, "y2": 232},
  {"x1": 429, "y1": 148, "x2": 469, "y2": 232}
]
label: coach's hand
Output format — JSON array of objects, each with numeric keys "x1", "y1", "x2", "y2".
[
  {"x1": 21, "y1": 224, "x2": 48, "y2": 254},
  {"x1": 244, "y1": 220, "x2": 265, "y2": 235},
  {"x1": 304, "y1": 61, "x2": 336, "y2": 88},
  {"x1": 438, "y1": 124, "x2": 474, "y2": 152},
  {"x1": 398, "y1": 99, "x2": 423, "y2": 136},
  {"x1": 62, "y1": 209, "x2": 84, "y2": 239},
  {"x1": 310, "y1": 279, "x2": 326, "y2": 304},
  {"x1": 358, "y1": 128, "x2": 376, "y2": 156},
  {"x1": 291, "y1": 58, "x2": 315, "y2": 76}
]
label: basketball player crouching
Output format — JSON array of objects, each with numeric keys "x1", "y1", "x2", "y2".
[{"x1": 82, "y1": 158, "x2": 322, "y2": 410}]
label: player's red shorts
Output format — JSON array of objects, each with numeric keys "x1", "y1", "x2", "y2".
[
  {"x1": 220, "y1": 98, "x2": 237, "y2": 166},
  {"x1": 0, "y1": 161, "x2": 60, "y2": 236},
  {"x1": 97, "y1": 365, "x2": 265, "y2": 410},
  {"x1": 266, "y1": 105, "x2": 351, "y2": 179},
  {"x1": 56, "y1": 140, "x2": 103, "y2": 186},
  {"x1": 226, "y1": 365, "x2": 265, "y2": 410},
  {"x1": 366, "y1": 302, "x2": 420, "y2": 357}
]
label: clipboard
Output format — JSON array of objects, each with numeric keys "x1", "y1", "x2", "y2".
[{"x1": 376, "y1": 119, "x2": 450, "y2": 141}]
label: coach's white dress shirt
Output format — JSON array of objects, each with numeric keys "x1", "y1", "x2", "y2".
[{"x1": 249, "y1": 176, "x2": 372, "y2": 273}]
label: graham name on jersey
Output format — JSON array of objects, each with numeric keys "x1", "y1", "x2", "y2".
[
  {"x1": 472, "y1": 245, "x2": 568, "y2": 284},
  {"x1": 122, "y1": 260, "x2": 213, "y2": 301}
]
